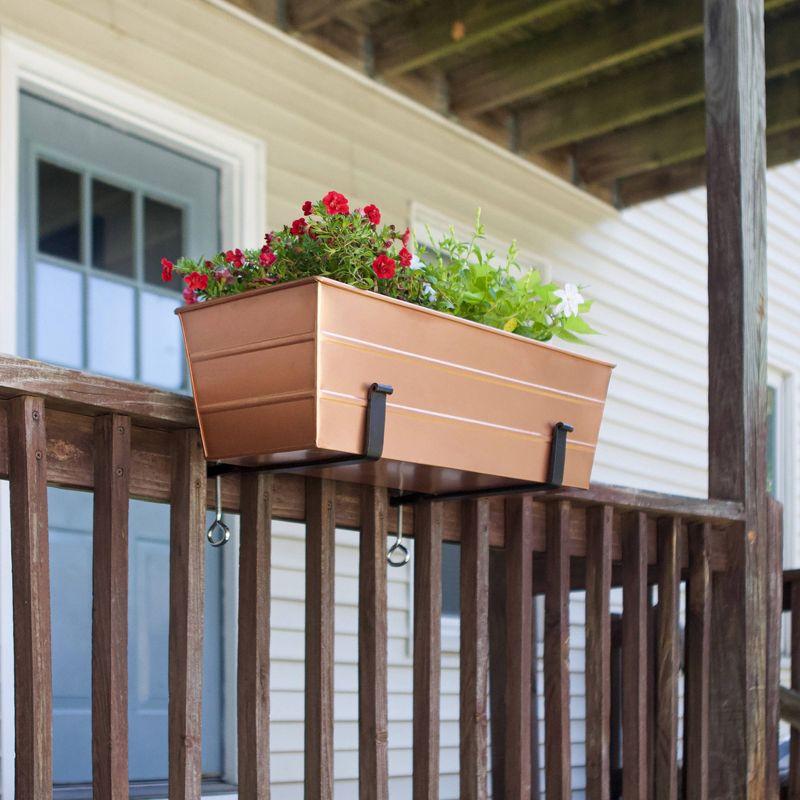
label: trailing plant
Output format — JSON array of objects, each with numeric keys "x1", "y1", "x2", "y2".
[{"x1": 162, "y1": 192, "x2": 596, "y2": 343}]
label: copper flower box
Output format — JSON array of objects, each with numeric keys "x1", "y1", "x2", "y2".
[{"x1": 176, "y1": 277, "x2": 613, "y2": 496}]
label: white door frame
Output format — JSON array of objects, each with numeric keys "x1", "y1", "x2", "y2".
[{"x1": 0, "y1": 31, "x2": 265, "y2": 798}]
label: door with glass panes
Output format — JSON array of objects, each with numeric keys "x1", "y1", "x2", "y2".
[{"x1": 19, "y1": 93, "x2": 225, "y2": 787}]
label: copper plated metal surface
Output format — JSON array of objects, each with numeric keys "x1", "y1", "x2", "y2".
[{"x1": 177, "y1": 277, "x2": 613, "y2": 495}]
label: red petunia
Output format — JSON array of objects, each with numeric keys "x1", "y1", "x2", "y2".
[
  {"x1": 363, "y1": 204, "x2": 381, "y2": 225},
  {"x1": 290, "y1": 217, "x2": 308, "y2": 236},
  {"x1": 398, "y1": 247, "x2": 412, "y2": 267},
  {"x1": 302, "y1": 200, "x2": 313, "y2": 216},
  {"x1": 184, "y1": 271, "x2": 209, "y2": 291},
  {"x1": 224, "y1": 249, "x2": 245, "y2": 268},
  {"x1": 401, "y1": 227, "x2": 411, "y2": 247},
  {"x1": 182, "y1": 286, "x2": 199, "y2": 305},
  {"x1": 322, "y1": 190, "x2": 350, "y2": 215},
  {"x1": 260, "y1": 246, "x2": 277, "y2": 266},
  {"x1": 161, "y1": 257, "x2": 174, "y2": 282},
  {"x1": 372, "y1": 253, "x2": 396, "y2": 280},
  {"x1": 264, "y1": 232, "x2": 275, "y2": 246}
]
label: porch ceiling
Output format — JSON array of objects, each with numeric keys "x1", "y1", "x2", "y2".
[{"x1": 228, "y1": 0, "x2": 800, "y2": 206}]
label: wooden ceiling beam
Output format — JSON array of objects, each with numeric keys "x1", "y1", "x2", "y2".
[
  {"x1": 518, "y1": 9, "x2": 800, "y2": 153},
  {"x1": 447, "y1": 0, "x2": 793, "y2": 116},
  {"x1": 616, "y1": 126, "x2": 800, "y2": 207},
  {"x1": 572, "y1": 71, "x2": 800, "y2": 185},
  {"x1": 286, "y1": 0, "x2": 372, "y2": 32},
  {"x1": 372, "y1": 0, "x2": 584, "y2": 77}
]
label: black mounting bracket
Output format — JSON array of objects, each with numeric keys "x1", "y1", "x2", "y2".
[
  {"x1": 206, "y1": 381, "x2": 573, "y2": 507},
  {"x1": 207, "y1": 382, "x2": 394, "y2": 479}
]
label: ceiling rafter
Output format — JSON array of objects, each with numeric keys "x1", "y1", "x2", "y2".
[
  {"x1": 446, "y1": 0, "x2": 793, "y2": 116},
  {"x1": 286, "y1": 0, "x2": 373, "y2": 32},
  {"x1": 616, "y1": 126, "x2": 800, "y2": 207},
  {"x1": 572, "y1": 71, "x2": 800, "y2": 185},
  {"x1": 372, "y1": 0, "x2": 585, "y2": 77},
  {"x1": 518, "y1": 9, "x2": 800, "y2": 153}
]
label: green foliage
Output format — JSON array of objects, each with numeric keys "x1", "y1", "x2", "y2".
[{"x1": 164, "y1": 196, "x2": 596, "y2": 344}]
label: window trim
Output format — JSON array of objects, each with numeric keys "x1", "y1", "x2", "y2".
[
  {"x1": 768, "y1": 366, "x2": 796, "y2": 567},
  {"x1": 0, "y1": 33, "x2": 265, "y2": 796}
]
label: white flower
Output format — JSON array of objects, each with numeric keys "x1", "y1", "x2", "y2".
[
  {"x1": 409, "y1": 254, "x2": 425, "y2": 270},
  {"x1": 421, "y1": 282, "x2": 437, "y2": 301},
  {"x1": 553, "y1": 283, "x2": 584, "y2": 318}
]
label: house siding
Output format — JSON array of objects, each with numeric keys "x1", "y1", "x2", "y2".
[{"x1": 0, "y1": 1, "x2": 798, "y2": 797}]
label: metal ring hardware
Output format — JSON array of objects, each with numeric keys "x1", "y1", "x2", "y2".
[
  {"x1": 207, "y1": 473, "x2": 231, "y2": 547},
  {"x1": 387, "y1": 503, "x2": 410, "y2": 567}
]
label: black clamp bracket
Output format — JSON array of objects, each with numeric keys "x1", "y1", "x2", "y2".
[{"x1": 207, "y1": 382, "x2": 394, "y2": 479}]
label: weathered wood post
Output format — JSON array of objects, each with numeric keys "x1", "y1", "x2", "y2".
[{"x1": 704, "y1": 1, "x2": 770, "y2": 797}]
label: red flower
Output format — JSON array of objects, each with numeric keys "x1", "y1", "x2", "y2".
[
  {"x1": 290, "y1": 217, "x2": 308, "y2": 236},
  {"x1": 398, "y1": 247, "x2": 412, "y2": 267},
  {"x1": 260, "y1": 246, "x2": 276, "y2": 266},
  {"x1": 363, "y1": 204, "x2": 381, "y2": 225},
  {"x1": 302, "y1": 200, "x2": 313, "y2": 216},
  {"x1": 184, "y1": 271, "x2": 209, "y2": 291},
  {"x1": 372, "y1": 253, "x2": 396, "y2": 280},
  {"x1": 401, "y1": 227, "x2": 411, "y2": 247},
  {"x1": 182, "y1": 286, "x2": 198, "y2": 305},
  {"x1": 322, "y1": 190, "x2": 350, "y2": 215},
  {"x1": 160, "y1": 257, "x2": 174, "y2": 282},
  {"x1": 224, "y1": 249, "x2": 245, "y2": 268},
  {"x1": 264, "y1": 232, "x2": 275, "y2": 246}
]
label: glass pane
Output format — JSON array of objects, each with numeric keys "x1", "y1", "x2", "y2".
[
  {"x1": 144, "y1": 197, "x2": 183, "y2": 287},
  {"x1": 441, "y1": 542, "x2": 460, "y2": 617},
  {"x1": 34, "y1": 261, "x2": 83, "y2": 367},
  {"x1": 140, "y1": 291, "x2": 184, "y2": 389},
  {"x1": 767, "y1": 385, "x2": 777, "y2": 496},
  {"x1": 92, "y1": 179, "x2": 134, "y2": 276},
  {"x1": 37, "y1": 160, "x2": 81, "y2": 262},
  {"x1": 88, "y1": 276, "x2": 135, "y2": 379}
]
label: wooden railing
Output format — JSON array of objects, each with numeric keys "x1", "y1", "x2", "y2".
[{"x1": 0, "y1": 354, "x2": 784, "y2": 799}]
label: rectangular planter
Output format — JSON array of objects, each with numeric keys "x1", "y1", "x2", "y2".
[{"x1": 177, "y1": 277, "x2": 613, "y2": 496}]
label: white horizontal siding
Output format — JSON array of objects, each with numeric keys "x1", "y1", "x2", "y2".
[{"x1": 0, "y1": 0, "x2": 798, "y2": 796}]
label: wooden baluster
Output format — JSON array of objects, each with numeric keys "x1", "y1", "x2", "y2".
[
  {"x1": 488, "y1": 548, "x2": 507, "y2": 798},
  {"x1": 622, "y1": 511, "x2": 648, "y2": 799},
  {"x1": 238, "y1": 472, "x2": 273, "y2": 799},
  {"x1": 305, "y1": 477, "x2": 336, "y2": 800},
  {"x1": 92, "y1": 414, "x2": 131, "y2": 800},
  {"x1": 359, "y1": 486, "x2": 389, "y2": 800},
  {"x1": 585, "y1": 505, "x2": 613, "y2": 800},
  {"x1": 765, "y1": 498, "x2": 782, "y2": 800},
  {"x1": 684, "y1": 523, "x2": 711, "y2": 800},
  {"x1": 504, "y1": 496, "x2": 534, "y2": 799},
  {"x1": 8, "y1": 395, "x2": 53, "y2": 798},
  {"x1": 544, "y1": 500, "x2": 571, "y2": 800},
  {"x1": 656, "y1": 517, "x2": 681, "y2": 800},
  {"x1": 460, "y1": 498, "x2": 490, "y2": 800},
  {"x1": 791, "y1": 579, "x2": 800, "y2": 797},
  {"x1": 413, "y1": 500, "x2": 443, "y2": 800},
  {"x1": 168, "y1": 429, "x2": 207, "y2": 800}
]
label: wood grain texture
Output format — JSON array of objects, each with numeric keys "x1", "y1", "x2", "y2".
[
  {"x1": 305, "y1": 477, "x2": 336, "y2": 800},
  {"x1": 504, "y1": 496, "x2": 534, "y2": 799},
  {"x1": 622, "y1": 511, "x2": 648, "y2": 799},
  {"x1": 765, "y1": 498, "x2": 782, "y2": 800},
  {"x1": 359, "y1": 486, "x2": 389, "y2": 800},
  {"x1": 460, "y1": 499, "x2": 490, "y2": 800},
  {"x1": 92, "y1": 414, "x2": 131, "y2": 800},
  {"x1": 585, "y1": 505, "x2": 612, "y2": 800},
  {"x1": 413, "y1": 500, "x2": 442, "y2": 800},
  {"x1": 684, "y1": 523, "x2": 711, "y2": 800},
  {"x1": 544, "y1": 500, "x2": 571, "y2": 800},
  {"x1": 8, "y1": 395, "x2": 53, "y2": 799},
  {"x1": 704, "y1": 0, "x2": 768, "y2": 795},
  {"x1": 488, "y1": 548, "x2": 507, "y2": 800},
  {"x1": 655, "y1": 517, "x2": 681, "y2": 800},
  {"x1": 168, "y1": 428, "x2": 207, "y2": 800},
  {"x1": 238, "y1": 472, "x2": 273, "y2": 800},
  {"x1": 0, "y1": 353, "x2": 196, "y2": 426}
]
